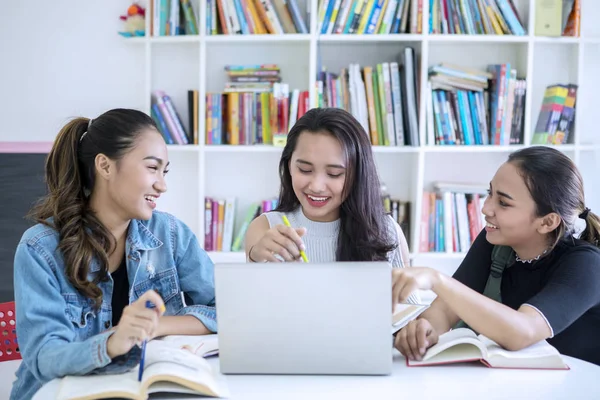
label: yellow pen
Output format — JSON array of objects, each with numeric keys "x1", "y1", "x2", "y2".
[{"x1": 281, "y1": 215, "x2": 309, "y2": 263}]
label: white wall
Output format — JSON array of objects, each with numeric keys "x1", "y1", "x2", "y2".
[{"x1": 0, "y1": 0, "x2": 145, "y2": 141}]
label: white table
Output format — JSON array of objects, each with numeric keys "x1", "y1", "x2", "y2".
[{"x1": 2, "y1": 352, "x2": 600, "y2": 400}]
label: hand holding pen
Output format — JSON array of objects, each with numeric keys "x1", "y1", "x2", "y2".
[
  {"x1": 249, "y1": 215, "x2": 308, "y2": 263},
  {"x1": 106, "y1": 290, "x2": 165, "y2": 359}
]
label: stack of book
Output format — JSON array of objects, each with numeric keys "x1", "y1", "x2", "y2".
[
  {"x1": 426, "y1": 63, "x2": 526, "y2": 146},
  {"x1": 207, "y1": 0, "x2": 308, "y2": 34},
  {"x1": 206, "y1": 65, "x2": 309, "y2": 146},
  {"x1": 429, "y1": 0, "x2": 525, "y2": 35},
  {"x1": 317, "y1": 0, "x2": 423, "y2": 34},
  {"x1": 316, "y1": 47, "x2": 420, "y2": 146},
  {"x1": 204, "y1": 197, "x2": 278, "y2": 252},
  {"x1": 420, "y1": 182, "x2": 487, "y2": 253},
  {"x1": 151, "y1": 90, "x2": 196, "y2": 145},
  {"x1": 531, "y1": 84, "x2": 577, "y2": 145},
  {"x1": 149, "y1": 0, "x2": 199, "y2": 36}
]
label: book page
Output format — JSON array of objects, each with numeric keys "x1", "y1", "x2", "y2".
[
  {"x1": 57, "y1": 370, "x2": 140, "y2": 400},
  {"x1": 159, "y1": 333, "x2": 219, "y2": 357},
  {"x1": 410, "y1": 328, "x2": 487, "y2": 364},
  {"x1": 391, "y1": 303, "x2": 430, "y2": 334},
  {"x1": 142, "y1": 341, "x2": 226, "y2": 397},
  {"x1": 479, "y1": 335, "x2": 568, "y2": 369}
]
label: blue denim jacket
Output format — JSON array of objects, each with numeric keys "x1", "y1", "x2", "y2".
[{"x1": 10, "y1": 211, "x2": 216, "y2": 400}]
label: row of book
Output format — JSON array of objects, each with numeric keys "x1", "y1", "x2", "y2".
[
  {"x1": 531, "y1": 84, "x2": 577, "y2": 145},
  {"x1": 150, "y1": 0, "x2": 199, "y2": 36},
  {"x1": 426, "y1": 63, "x2": 525, "y2": 146},
  {"x1": 208, "y1": 0, "x2": 308, "y2": 34},
  {"x1": 382, "y1": 196, "x2": 412, "y2": 248},
  {"x1": 151, "y1": 90, "x2": 199, "y2": 145},
  {"x1": 204, "y1": 197, "x2": 278, "y2": 252},
  {"x1": 419, "y1": 183, "x2": 486, "y2": 253},
  {"x1": 316, "y1": 47, "x2": 419, "y2": 146},
  {"x1": 430, "y1": 0, "x2": 525, "y2": 36},
  {"x1": 317, "y1": 0, "x2": 422, "y2": 35}
]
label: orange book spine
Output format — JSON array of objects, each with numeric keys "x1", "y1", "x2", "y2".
[
  {"x1": 228, "y1": 93, "x2": 240, "y2": 144},
  {"x1": 217, "y1": 0, "x2": 229, "y2": 34},
  {"x1": 253, "y1": 0, "x2": 276, "y2": 33}
]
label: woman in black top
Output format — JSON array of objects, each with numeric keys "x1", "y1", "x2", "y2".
[{"x1": 392, "y1": 146, "x2": 600, "y2": 365}]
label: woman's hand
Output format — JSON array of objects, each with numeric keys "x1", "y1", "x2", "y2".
[
  {"x1": 394, "y1": 319, "x2": 439, "y2": 361},
  {"x1": 249, "y1": 224, "x2": 306, "y2": 262},
  {"x1": 106, "y1": 290, "x2": 165, "y2": 358},
  {"x1": 392, "y1": 267, "x2": 441, "y2": 304}
]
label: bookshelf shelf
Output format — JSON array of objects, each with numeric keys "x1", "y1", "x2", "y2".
[
  {"x1": 137, "y1": 0, "x2": 599, "y2": 273},
  {"x1": 150, "y1": 35, "x2": 201, "y2": 43},
  {"x1": 427, "y1": 34, "x2": 529, "y2": 43},
  {"x1": 205, "y1": 34, "x2": 312, "y2": 43},
  {"x1": 533, "y1": 36, "x2": 581, "y2": 44},
  {"x1": 317, "y1": 34, "x2": 424, "y2": 42}
]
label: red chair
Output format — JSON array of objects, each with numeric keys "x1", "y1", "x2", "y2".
[{"x1": 0, "y1": 301, "x2": 21, "y2": 362}]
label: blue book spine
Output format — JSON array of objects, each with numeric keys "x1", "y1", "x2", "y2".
[
  {"x1": 151, "y1": 104, "x2": 174, "y2": 144},
  {"x1": 287, "y1": 0, "x2": 309, "y2": 33}
]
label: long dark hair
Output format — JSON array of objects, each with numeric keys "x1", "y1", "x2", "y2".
[
  {"x1": 29, "y1": 109, "x2": 157, "y2": 308},
  {"x1": 508, "y1": 146, "x2": 600, "y2": 249},
  {"x1": 275, "y1": 108, "x2": 396, "y2": 261}
]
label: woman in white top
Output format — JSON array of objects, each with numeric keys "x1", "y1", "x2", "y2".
[{"x1": 244, "y1": 108, "x2": 417, "y2": 303}]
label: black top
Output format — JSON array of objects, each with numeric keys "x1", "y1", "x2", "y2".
[
  {"x1": 110, "y1": 257, "x2": 130, "y2": 328},
  {"x1": 453, "y1": 229, "x2": 600, "y2": 365}
]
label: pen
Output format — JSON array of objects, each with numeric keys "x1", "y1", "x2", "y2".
[
  {"x1": 281, "y1": 215, "x2": 309, "y2": 263},
  {"x1": 138, "y1": 301, "x2": 156, "y2": 382}
]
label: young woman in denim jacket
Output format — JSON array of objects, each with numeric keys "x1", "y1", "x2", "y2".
[{"x1": 10, "y1": 109, "x2": 216, "y2": 400}]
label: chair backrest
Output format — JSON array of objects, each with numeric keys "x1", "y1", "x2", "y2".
[{"x1": 0, "y1": 301, "x2": 21, "y2": 362}]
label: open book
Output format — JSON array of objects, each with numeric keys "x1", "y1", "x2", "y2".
[
  {"x1": 407, "y1": 328, "x2": 569, "y2": 370},
  {"x1": 392, "y1": 303, "x2": 430, "y2": 334},
  {"x1": 159, "y1": 333, "x2": 219, "y2": 357},
  {"x1": 56, "y1": 340, "x2": 228, "y2": 400}
]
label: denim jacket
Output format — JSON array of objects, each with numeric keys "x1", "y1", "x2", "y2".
[{"x1": 10, "y1": 211, "x2": 216, "y2": 400}]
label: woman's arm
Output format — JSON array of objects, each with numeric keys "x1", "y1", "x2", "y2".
[
  {"x1": 156, "y1": 316, "x2": 210, "y2": 336},
  {"x1": 416, "y1": 297, "x2": 460, "y2": 334},
  {"x1": 14, "y1": 242, "x2": 139, "y2": 381},
  {"x1": 432, "y1": 271, "x2": 552, "y2": 350},
  {"x1": 244, "y1": 215, "x2": 270, "y2": 262},
  {"x1": 171, "y1": 218, "x2": 218, "y2": 333}
]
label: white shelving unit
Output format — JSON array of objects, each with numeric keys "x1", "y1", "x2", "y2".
[{"x1": 133, "y1": 0, "x2": 600, "y2": 273}]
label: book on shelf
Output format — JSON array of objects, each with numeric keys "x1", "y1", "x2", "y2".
[
  {"x1": 407, "y1": 327, "x2": 569, "y2": 370},
  {"x1": 531, "y1": 84, "x2": 577, "y2": 145},
  {"x1": 316, "y1": 47, "x2": 419, "y2": 146},
  {"x1": 149, "y1": 0, "x2": 199, "y2": 36},
  {"x1": 426, "y1": 63, "x2": 526, "y2": 146},
  {"x1": 205, "y1": 197, "x2": 277, "y2": 252},
  {"x1": 151, "y1": 90, "x2": 196, "y2": 145},
  {"x1": 317, "y1": 0, "x2": 423, "y2": 34},
  {"x1": 55, "y1": 339, "x2": 228, "y2": 400},
  {"x1": 420, "y1": 183, "x2": 487, "y2": 253},
  {"x1": 207, "y1": 0, "x2": 308, "y2": 35},
  {"x1": 429, "y1": 0, "x2": 525, "y2": 36},
  {"x1": 561, "y1": 0, "x2": 580, "y2": 37},
  {"x1": 206, "y1": 65, "x2": 308, "y2": 146},
  {"x1": 382, "y1": 187, "x2": 412, "y2": 248}
]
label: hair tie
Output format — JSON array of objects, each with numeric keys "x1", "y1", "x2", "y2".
[
  {"x1": 80, "y1": 118, "x2": 93, "y2": 142},
  {"x1": 579, "y1": 207, "x2": 590, "y2": 219}
]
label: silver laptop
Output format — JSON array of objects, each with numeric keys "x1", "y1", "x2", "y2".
[{"x1": 214, "y1": 261, "x2": 393, "y2": 375}]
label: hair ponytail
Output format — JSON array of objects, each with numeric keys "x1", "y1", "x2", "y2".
[
  {"x1": 29, "y1": 109, "x2": 156, "y2": 308},
  {"x1": 580, "y1": 210, "x2": 600, "y2": 247}
]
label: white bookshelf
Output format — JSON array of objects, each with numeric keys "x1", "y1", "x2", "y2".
[{"x1": 132, "y1": 0, "x2": 600, "y2": 272}]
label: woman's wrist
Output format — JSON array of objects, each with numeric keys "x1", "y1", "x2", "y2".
[{"x1": 248, "y1": 245, "x2": 258, "y2": 262}]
